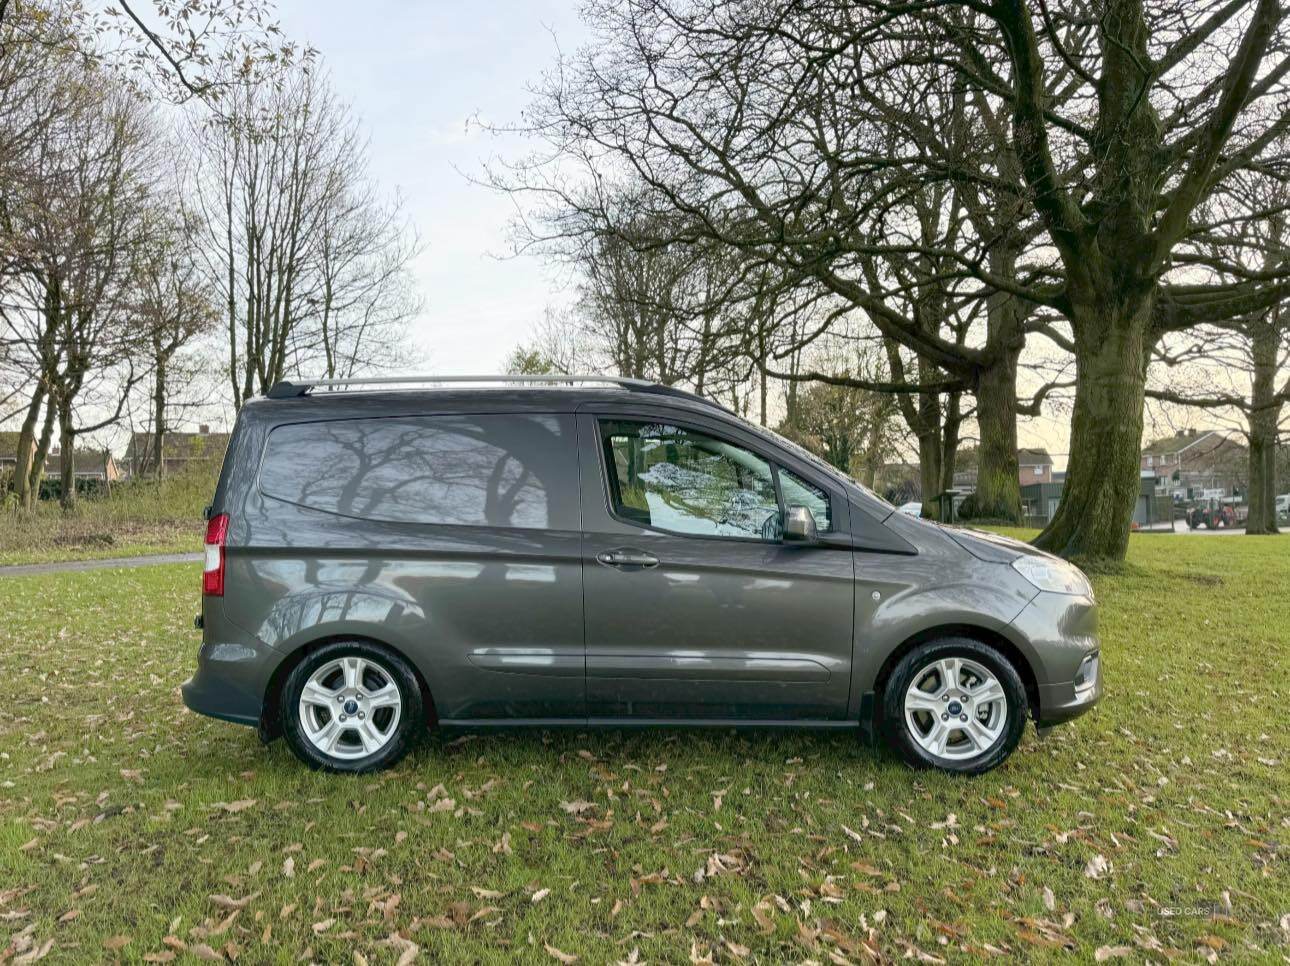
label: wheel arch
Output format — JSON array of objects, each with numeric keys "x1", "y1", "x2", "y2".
[
  {"x1": 871, "y1": 624, "x2": 1040, "y2": 726},
  {"x1": 258, "y1": 633, "x2": 439, "y2": 742}
]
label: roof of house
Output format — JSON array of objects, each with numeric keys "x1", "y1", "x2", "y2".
[
  {"x1": 45, "y1": 449, "x2": 116, "y2": 474},
  {"x1": 1141, "y1": 431, "x2": 1223, "y2": 456},
  {"x1": 125, "y1": 430, "x2": 230, "y2": 462},
  {"x1": 1017, "y1": 447, "x2": 1054, "y2": 466}
]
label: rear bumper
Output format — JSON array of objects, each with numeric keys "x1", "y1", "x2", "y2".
[{"x1": 181, "y1": 640, "x2": 278, "y2": 728}]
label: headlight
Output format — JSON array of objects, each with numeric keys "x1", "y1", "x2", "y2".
[{"x1": 1011, "y1": 555, "x2": 1093, "y2": 596}]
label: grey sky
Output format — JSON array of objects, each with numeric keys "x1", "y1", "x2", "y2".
[{"x1": 273, "y1": 0, "x2": 586, "y2": 374}]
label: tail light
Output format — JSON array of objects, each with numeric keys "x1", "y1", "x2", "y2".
[{"x1": 203, "y1": 513, "x2": 230, "y2": 596}]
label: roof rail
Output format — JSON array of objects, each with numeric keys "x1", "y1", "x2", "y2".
[
  {"x1": 265, "y1": 374, "x2": 653, "y2": 398},
  {"x1": 263, "y1": 374, "x2": 728, "y2": 413}
]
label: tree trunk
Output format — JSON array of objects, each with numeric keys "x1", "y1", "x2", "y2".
[
  {"x1": 1245, "y1": 317, "x2": 1280, "y2": 535},
  {"x1": 58, "y1": 400, "x2": 76, "y2": 511},
  {"x1": 1035, "y1": 311, "x2": 1149, "y2": 560},
  {"x1": 29, "y1": 397, "x2": 56, "y2": 505},
  {"x1": 152, "y1": 350, "x2": 168, "y2": 479},
  {"x1": 12, "y1": 385, "x2": 44, "y2": 509},
  {"x1": 940, "y1": 392, "x2": 961, "y2": 503},
  {"x1": 973, "y1": 350, "x2": 1023, "y2": 522},
  {"x1": 759, "y1": 368, "x2": 768, "y2": 427},
  {"x1": 916, "y1": 426, "x2": 942, "y2": 521}
]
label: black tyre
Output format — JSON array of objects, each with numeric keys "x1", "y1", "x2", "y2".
[
  {"x1": 281, "y1": 640, "x2": 423, "y2": 773},
  {"x1": 880, "y1": 637, "x2": 1028, "y2": 776}
]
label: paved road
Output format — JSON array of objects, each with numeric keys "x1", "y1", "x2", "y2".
[{"x1": 0, "y1": 552, "x2": 201, "y2": 578}]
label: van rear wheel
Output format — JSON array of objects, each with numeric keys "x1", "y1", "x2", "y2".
[
  {"x1": 881, "y1": 637, "x2": 1027, "y2": 775},
  {"x1": 281, "y1": 641, "x2": 423, "y2": 773}
]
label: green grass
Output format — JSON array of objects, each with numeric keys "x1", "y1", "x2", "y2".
[
  {"x1": 1, "y1": 536, "x2": 1287, "y2": 963},
  {"x1": 0, "y1": 470, "x2": 212, "y2": 566}
]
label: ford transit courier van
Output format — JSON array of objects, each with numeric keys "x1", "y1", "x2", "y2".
[{"x1": 182, "y1": 375, "x2": 1101, "y2": 775}]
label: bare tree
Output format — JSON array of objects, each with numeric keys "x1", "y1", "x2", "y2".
[
  {"x1": 0, "y1": 0, "x2": 308, "y2": 103},
  {"x1": 129, "y1": 207, "x2": 219, "y2": 476},
  {"x1": 1148, "y1": 172, "x2": 1290, "y2": 534},
  {"x1": 492, "y1": 0, "x2": 1290, "y2": 560},
  {"x1": 190, "y1": 67, "x2": 420, "y2": 406},
  {"x1": 1, "y1": 51, "x2": 158, "y2": 507}
]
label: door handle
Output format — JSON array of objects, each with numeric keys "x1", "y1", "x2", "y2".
[{"x1": 596, "y1": 548, "x2": 660, "y2": 569}]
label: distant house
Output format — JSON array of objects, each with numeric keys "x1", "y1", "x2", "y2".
[
  {"x1": 0, "y1": 430, "x2": 20, "y2": 477},
  {"x1": 45, "y1": 447, "x2": 120, "y2": 483},
  {"x1": 124, "y1": 424, "x2": 230, "y2": 478},
  {"x1": 1, "y1": 431, "x2": 119, "y2": 486},
  {"x1": 953, "y1": 446, "x2": 1054, "y2": 488},
  {"x1": 1141, "y1": 430, "x2": 1247, "y2": 499},
  {"x1": 1018, "y1": 448, "x2": 1054, "y2": 484}
]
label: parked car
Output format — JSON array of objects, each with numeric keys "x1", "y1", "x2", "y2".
[
  {"x1": 896, "y1": 501, "x2": 922, "y2": 517},
  {"x1": 183, "y1": 375, "x2": 1101, "y2": 776}
]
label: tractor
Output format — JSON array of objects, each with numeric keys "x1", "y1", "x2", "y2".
[{"x1": 1187, "y1": 500, "x2": 1237, "y2": 529}]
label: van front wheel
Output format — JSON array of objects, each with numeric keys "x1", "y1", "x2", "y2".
[
  {"x1": 881, "y1": 638, "x2": 1027, "y2": 775},
  {"x1": 281, "y1": 641, "x2": 423, "y2": 773}
]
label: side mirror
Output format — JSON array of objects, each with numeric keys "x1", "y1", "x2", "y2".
[{"x1": 782, "y1": 505, "x2": 818, "y2": 543}]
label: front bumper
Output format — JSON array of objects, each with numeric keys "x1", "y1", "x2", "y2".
[
  {"x1": 181, "y1": 639, "x2": 278, "y2": 728},
  {"x1": 1036, "y1": 653, "x2": 1103, "y2": 726},
  {"x1": 1009, "y1": 590, "x2": 1103, "y2": 727}
]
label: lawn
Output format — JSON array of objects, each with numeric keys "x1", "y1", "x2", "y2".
[{"x1": 1, "y1": 536, "x2": 1286, "y2": 963}]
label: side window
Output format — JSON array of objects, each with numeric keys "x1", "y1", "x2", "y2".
[
  {"x1": 259, "y1": 414, "x2": 576, "y2": 529},
  {"x1": 600, "y1": 420, "x2": 780, "y2": 540},
  {"x1": 778, "y1": 465, "x2": 832, "y2": 532}
]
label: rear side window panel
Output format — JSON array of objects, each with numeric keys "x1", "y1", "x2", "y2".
[{"x1": 258, "y1": 413, "x2": 578, "y2": 530}]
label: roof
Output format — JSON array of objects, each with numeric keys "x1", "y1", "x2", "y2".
[
  {"x1": 0, "y1": 434, "x2": 111, "y2": 473},
  {"x1": 125, "y1": 430, "x2": 231, "y2": 462},
  {"x1": 46, "y1": 449, "x2": 115, "y2": 474},
  {"x1": 1017, "y1": 447, "x2": 1054, "y2": 465},
  {"x1": 1141, "y1": 431, "x2": 1221, "y2": 456}
]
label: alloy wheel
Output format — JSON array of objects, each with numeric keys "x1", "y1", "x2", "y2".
[
  {"x1": 297, "y1": 656, "x2": 403, "y2": 760},
  {"x1": 903, "y1": 656, "x2": 1008, "y2": 760}
]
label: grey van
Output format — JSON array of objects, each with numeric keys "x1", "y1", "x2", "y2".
[{"x1": 182, "y1": 375, "x2": 1101, "y2": 775}]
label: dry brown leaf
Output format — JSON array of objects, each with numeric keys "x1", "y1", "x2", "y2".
[
  {"x1": 1084, "y1": 854, "x2": 1110, "y2": 879},
  {"x1": 217, "y1": 800, "x2": 256, "y2": 814},
  {"x1": 14, "y1": 938, "x2": 55, "y2": 964},
  {"x1": 532, "y1": 888, "x2": 551, "y2": 903},
  {"x1": 1095, "y1": 946, "x2": 1133, "y2": 961},
  {"x1": 209, "y1": 893, "x2": 258, "y2": 911},
  {"x1": 545, "y1": 943, "x2": 578, "y2": 963},
  {"x1": 103, "y1": 935, "x2": 131, "y2": 951}
]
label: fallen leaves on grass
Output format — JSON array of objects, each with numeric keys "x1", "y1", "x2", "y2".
[
  {"x1": 545, "y1": 943, "x2": 578, "y2": 963},
  {"x1": 1084, "y1": 854, "x2": 1110, "y2": 879}
]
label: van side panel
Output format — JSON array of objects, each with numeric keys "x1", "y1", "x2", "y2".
[{"x1": 220, "y1": 411, "x2": 586, "y2": 720}]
